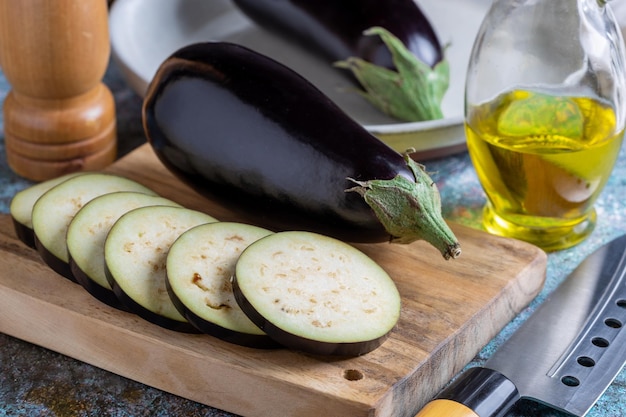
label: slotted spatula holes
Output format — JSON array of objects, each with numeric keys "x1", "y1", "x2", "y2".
[
  {"x1": 576, "y1": 356, "x2": 596, "y2": 367},
  {"x1": 558, "y1": 294, "x2": 626, "y2": 389},
  {"x1": 591, "y1": 337, "x2": 610, "y2": 348},
  {"x1": 561, "y1": 375, "x2": 581, "y2": 387},
  {"x1": 604, "y1": 318, "x2": 622, "y2": 329}
]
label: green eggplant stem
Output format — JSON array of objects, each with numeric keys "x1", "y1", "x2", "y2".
[
  {"x1": 346, "y1": 152, "x2": 461, "y2": 260},
  {"x1": 335, "y1": 26, "x2": 450, "y2": 123}
]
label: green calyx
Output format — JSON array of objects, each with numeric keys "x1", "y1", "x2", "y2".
[
  {"x1": 334, "y1": 26, "x2": 449, "y2": 122},
  {"x1": 346, "y1": 153, "x2": 461, "y2": 260}
]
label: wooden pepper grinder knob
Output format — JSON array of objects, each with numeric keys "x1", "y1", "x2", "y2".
[{"x1": 0, "y1": 0, "x2": 116, "y2": 181}]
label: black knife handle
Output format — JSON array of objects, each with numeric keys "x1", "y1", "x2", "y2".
[{"x1": 414, "y1": 368, "x2": 520, "y2": 417}]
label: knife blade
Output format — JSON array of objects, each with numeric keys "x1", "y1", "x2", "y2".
[{"x1": 415, "y1": 234, "x2": 626, "y2": 417}]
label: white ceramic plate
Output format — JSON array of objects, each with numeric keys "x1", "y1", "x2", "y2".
[{"x1": 109, "y1": 0, "x2": 491, "y2": 158}]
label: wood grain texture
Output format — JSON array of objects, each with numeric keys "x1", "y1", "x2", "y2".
[
  {"x1": 0, "y1": 144, "x2": 547, "y2": 417},
  {"x1": 0, "y1": 0, "x2": 116, "y2": 180},
  {"x1": 0, "y1": 0, "x2": 110, "y2": 97}
]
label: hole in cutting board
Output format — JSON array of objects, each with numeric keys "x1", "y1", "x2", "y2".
[{"x1": 343, "y1": 369, "x2": 364, "y2": 381}]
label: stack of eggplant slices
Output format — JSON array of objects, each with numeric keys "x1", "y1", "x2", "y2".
[{"x1": 11, "y1": 173, "x2": 400, "y2": 357}]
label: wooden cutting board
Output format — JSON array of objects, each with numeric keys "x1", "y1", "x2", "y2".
[{"x1": 0, "y1": 144, "x2": 547, "y2": 417}]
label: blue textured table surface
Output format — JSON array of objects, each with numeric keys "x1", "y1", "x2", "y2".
[{"x1": 0, "y1": 60, "x2": 624, "y2": 417}]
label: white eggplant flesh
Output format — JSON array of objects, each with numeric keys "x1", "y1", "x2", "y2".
[
  {"x1": 10, "y1": 172, "x2": 84, "y2": 248},
  {"x1": 233, "y1": 231, "x2": 401, "y2": 356},
  {"x1": 67, "y1": 191, "x2": 181, "y2": 309},
  {"x1": 31, "y1": 173, "x2": 157, "y2": 281},
  {"x1": 104, "y1": 205, "x2": 218, "y2": 332},
  {"x1": 166, "y1": 222, "x2": 279, "y2": 348}
]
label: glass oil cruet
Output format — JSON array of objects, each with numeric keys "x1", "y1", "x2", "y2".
[{"x1": 464, "y1": 0, "x2": 626, "y2": 251}]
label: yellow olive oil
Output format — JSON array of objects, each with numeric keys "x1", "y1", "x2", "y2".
[{"x1": 465, "y1": 89, "x2": 624, "y2": 250}]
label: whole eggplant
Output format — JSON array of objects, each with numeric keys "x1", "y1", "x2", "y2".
[
  {"x1": 231, "y1": 0, "x2": 449, "y2": 122},
  {"x1": 142, "y1": 42, "x2": 460, "y2": 259},
  {"x1": 232, "y1": 0, "x2": 443, "y2": 69}
]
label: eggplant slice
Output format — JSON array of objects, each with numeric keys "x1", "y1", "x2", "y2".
[
  {"x1": 68, "y1": 191, "x2": 181, "y2": 309},
  {"x1": 104, "y1": 205, "x2": 218, "y2": 332},
  {"x1": 31, "y1": 173, "x2": 158, "y2": 281},
  {"x1": 233, "y1": 231, "x2": 401, "y2": 356},
  {"x1": 166, "y1": 222, "x2": 279, "y2": 348},
  {"x1": 10, "y1": 172, "x2": 84, "y2": 248}
]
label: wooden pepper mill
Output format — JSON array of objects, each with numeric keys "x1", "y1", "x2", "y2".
[{"x1": 0, "y1": 0, "x2": 117, "y2": 181}]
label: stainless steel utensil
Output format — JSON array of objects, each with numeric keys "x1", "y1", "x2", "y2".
[{"x1": 416, "y1": 234, "x2": 626, "y2": 416}]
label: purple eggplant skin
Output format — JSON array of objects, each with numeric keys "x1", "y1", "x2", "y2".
[
  {"x1": 34, "y1": 234, "x2": 75, "y2": 282},
  {"x1": 144, "y1": 42, "x2": 411, "y2": 243},
  {"x1": 232, "y1": 0, "x2": 443, "y2": 70},
  {"x1": 69, "y1": 258, "x2": 130, "y2": 312},
  {"x1": 143, "y1": 42, "x2": 460, "y2": 258},
  {"x1": 104, "y1": 264, "x2": 200, "y2": 334},
  {"x1": 164, "y1": 278, "x2": 282, "y2": 350},
  {"x1": 231, "y1": 274, "x2": 389, "y2": 356},
  {"x1": 12, "y1": 218, "x2": 35, "y2": 249}
]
